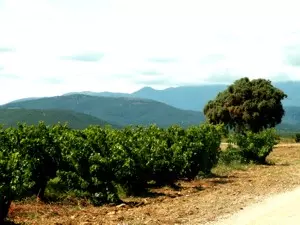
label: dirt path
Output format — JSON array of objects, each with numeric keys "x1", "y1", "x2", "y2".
[{"x1": 207, "y1": 186, "x2": 300, "y2": 225}]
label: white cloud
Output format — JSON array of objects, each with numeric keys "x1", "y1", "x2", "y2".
[{"x1": 1, "y1": 0, "x2": 300, "y2": 104}]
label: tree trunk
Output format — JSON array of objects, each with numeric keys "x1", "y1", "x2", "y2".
[
  {"x1": 37, "y1": 183, "x2": 47, "y2": 202},
  {"x1": 0, "y1": 195, "x2": 11, "y2": 224}
]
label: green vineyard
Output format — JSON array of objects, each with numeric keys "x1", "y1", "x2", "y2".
[{"x1": 0, "y1": 122, "x2": 224, "y2": 219}]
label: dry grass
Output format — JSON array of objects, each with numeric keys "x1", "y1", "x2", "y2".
[
  {"x1": 278, "y1": 137, "x2": 296, "y2": 144},
  {"x1": 8, "y1": 143, "x2": 300, "y2": 225}
]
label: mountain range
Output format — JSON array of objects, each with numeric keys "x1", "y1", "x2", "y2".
[
  {"x1": 1, "y1": 95, "x2": 204, "y2": 128},
  {"x1": 1, "y1": 81, "x2": 300, "y2": 132},
  {"x1": 63, "y1": 81, "x2": 300, "y2": 111}
]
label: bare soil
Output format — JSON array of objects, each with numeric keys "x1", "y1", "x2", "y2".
[{"x1": 8, "y1": 143, "x2": 300, "y2": 225}]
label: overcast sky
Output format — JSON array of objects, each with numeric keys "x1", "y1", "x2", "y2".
[{"x1": 1, "y1": 0, "x2": 300, "y2": 104}]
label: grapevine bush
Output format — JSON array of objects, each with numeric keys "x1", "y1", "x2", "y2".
[
  {"x1": 0, "y1": 122, "x2": 224, "y2": 221},
  {"x1": 0, "y1": 126, "x2": 33, "y2": 223},
  {"x1": 227, "y1": 128, "x2": 278, "y2": 163}
]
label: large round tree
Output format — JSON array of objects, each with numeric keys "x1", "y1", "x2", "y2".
[{"x1": 203, "y1": 77, "x2": 287, "y2": 133}]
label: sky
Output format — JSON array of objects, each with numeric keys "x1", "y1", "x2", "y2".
[{"x1": 1, "y1": 0, "x2": 300, "y2": 104}]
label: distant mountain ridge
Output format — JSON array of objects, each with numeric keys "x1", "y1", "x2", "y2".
[
  {"x1": 2, "y1": 81, "x2": 300, "y2": 132},
  {"x1": 61, "y1": 85, "x2": 226, "y2": 111},
  {"x1": 8, "y1": 97, "x2": 41, "y2": 104},
  {"x1": 8, "y1": 81, "x2": 300, "y2": 111},
  {"x1": 0, "y1": 108, "x2": 117, "y2": 129},
  {"x1": 1, "y1": 94, "x2": 205, "y2": 128},
  {"x1": 60, "y1": 81, "x2": 300, "y2": 111}
]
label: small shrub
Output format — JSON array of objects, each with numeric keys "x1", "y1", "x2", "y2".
[
  {"x1": 295, "y1": 133, "x2": 300, "y2": 143},
  {"x1": 228, "y1": 128, "x2": 278, "y2": 164},
  {"x1": 181, "y1": 123, "x2": 223, "y2": 178},
  {"x1": 54, "y1": 128, "x2": 121, "y2": 205},
  {"x1": 218, "y1": 145, "x2": 244, "y2": 165}
]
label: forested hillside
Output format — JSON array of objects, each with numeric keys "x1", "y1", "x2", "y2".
[
  {"x1": 2, "y1": 95, "x2": 205, "y2": 128},
  {"x1": 0, "y1": 108, "x2": 117, "y2": 129}
]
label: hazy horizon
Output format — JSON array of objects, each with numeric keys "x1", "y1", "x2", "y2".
[{"x1": 1, "y1": 0, "x2": 300, "y2": 104}]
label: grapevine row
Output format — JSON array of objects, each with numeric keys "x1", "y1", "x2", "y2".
[{"x1": 0, "y1": 122, "x2": 223, "y2": 220}]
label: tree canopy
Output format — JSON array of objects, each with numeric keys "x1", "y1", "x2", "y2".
[{"x1": 203, "y1": 77, "x2": 287, "y2": 133}]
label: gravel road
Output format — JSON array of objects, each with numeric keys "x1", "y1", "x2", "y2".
[{"x1": 210, "y1": 186, "x2": 300, "y2": 225}]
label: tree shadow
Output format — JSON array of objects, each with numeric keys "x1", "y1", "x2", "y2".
[
  {"x1": 135, "y1": 191, "x2": 167, "y2": 198},
  {"x1": 210, "y1": 179, "x2": 234, "y2": 185},
  {"x1": 264, "y1": 159, "x2": 292, "y2": 166},
  {"x1": 192, "y1": 186, "x2": 205, "y2": 191},
  {"x1": 147, "y1": 181, "x2": 182, "y2": 189},
  {"x1": 203, "y1": 173, "x2": 232, "y2": 179},
  {"x1": 4, "y1": 221, "x2": 21, "y2": 225},
  {"x1": 189, "y1": 173, "x2": 237, "y2": 192}
]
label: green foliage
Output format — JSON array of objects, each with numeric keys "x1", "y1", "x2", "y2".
[
  {"x1": 182, "y1": 123, "x2": 223, "y2": 177},
  {"x1": 54, "y1": 127, "x2": 120, "y2": 205},
  {"x1": 227, "y1": 128, "x2": 278, "y2": 163},
  {"x1": 107, "y1": 126, "x2": 153, "y2": 195},
  {"x1": 0, "y1": 122, "x2": 223, "y2": 221},
  {"x1": 13, "y1": 122, "x2": 63, "y2": 199},
  {"x1": 204, "y1": 77, "x2": 287, "y2": 133},
  {"x1": 0, "y1": 126, "x2": 33, "y2": 223},
  {"x1": 218, "y1": 146, "x2": 244, "y2": 165},
  {"x1": 105, "y1": 124, "x2": 223, "y2": 195},
  {"x1": 295, "y1": 133, "x2": 300, "y2": 143}
]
